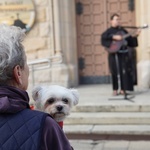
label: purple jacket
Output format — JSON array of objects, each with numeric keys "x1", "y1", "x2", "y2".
[{"x1": 0, "y1": 86, "x2": 72, "y2": 150}]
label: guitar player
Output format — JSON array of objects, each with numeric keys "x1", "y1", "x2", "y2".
[{"x1": 101, "y1": 13, "x2": 141, "y2": 96}]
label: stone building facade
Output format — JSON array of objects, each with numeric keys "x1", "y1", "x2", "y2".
[
  {"x1": 25, "y1": 0, "x2": 150, "y2": 92},
  {"x1": 26, "y1": 0, "x2": 78, "y2": 93},
  {"x1": 136, "y1": 0, "x2": 150, "y2": 89}
]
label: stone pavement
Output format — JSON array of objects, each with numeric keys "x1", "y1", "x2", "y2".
[
  {"x1": 70, "y1": 140, "x2": 150, "y2": 150},
  {"x1": 66, "y1": 84, "x2": 150, "y2": 150},
  {"x1": 73, "y1": 84, "x2": 150, "y2": 106}
]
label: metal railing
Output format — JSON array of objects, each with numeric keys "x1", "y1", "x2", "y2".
[{"x1": 28, "y1": 55, "x2": 62, "y2": 86}]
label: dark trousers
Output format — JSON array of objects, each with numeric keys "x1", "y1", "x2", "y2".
[{"x1": 108, "y1": 52, "x2": 134, "y2": 91}]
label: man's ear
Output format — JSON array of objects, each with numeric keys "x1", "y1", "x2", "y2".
[{"x1": 13, "y1": 65, "x2": 22, "y2": 85}]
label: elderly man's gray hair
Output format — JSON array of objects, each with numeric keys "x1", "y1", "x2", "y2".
[{"x1": 0, "y1": 24, "x2": 26, "y2": 84}]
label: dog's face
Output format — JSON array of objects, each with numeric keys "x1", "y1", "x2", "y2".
[{"x1": 32, "y1": 85, "x2": 79, "y2": 122}]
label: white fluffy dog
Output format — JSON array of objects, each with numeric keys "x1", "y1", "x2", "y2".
[{"x1": 32, "y1": 85, "x2": 79, "y2": 128}]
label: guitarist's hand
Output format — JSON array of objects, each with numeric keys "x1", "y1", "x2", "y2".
[
  {"x1": 112, "y1": 35, "x2": 123, "y2": 41},
  {"x1": 133, "y1": 29, "x2": 141, "y2": 37}
]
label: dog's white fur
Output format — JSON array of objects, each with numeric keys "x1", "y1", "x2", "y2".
[{"x1": 32, "y1": 85, "x2": 79, "y2": 122}]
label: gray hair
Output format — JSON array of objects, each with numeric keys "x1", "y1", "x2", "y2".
[{"x1": 0, "y1": 24, "x2": 26, "y2": 84}]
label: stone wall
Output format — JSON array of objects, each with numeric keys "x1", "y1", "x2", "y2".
[
  {"x1": 136, "y1": 0, "x2": 150, "y2": 89},
  {"x1": 24, "y1": 0, "x2": 53, "y2": 60},
  {"x1": 24, "y1": 0, "x2": 78, "y2": 96}
]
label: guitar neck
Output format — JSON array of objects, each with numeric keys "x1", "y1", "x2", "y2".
[
  {"x1": 123, "y1": 30, "x2": 137, "y2": 39},
  {"x1": 122, "y1": 25, "x2": 148, "y2": 39}
]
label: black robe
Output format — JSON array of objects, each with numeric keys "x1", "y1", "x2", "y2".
[{"x1": 101, "y1": 26, "x2": 138, "y2": 91}]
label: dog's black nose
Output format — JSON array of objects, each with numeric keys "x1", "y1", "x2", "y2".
[{"x1": 57, "y1": 105, "x2": 63, "y2": 111}]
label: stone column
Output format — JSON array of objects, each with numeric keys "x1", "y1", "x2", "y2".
[
  {"x1": 136, "y1": 0, "x2": 150, "y2": 89},
  {"x1": 52, "y1": 0, "x2": 62, "y2": 55},
  {"x1": 51, "y1": 0, "x2": 78, "y2": 87},
  {"x1": 60, "y1": 0, "x2": 79, "y2": 87}
]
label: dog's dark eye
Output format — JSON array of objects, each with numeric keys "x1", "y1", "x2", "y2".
[
  {"x1": 62, "y1": 98, "x2": 68, "y2": 104},
  {"x1": 47, "y1": 98, "x2": 55, "y2": 104}
]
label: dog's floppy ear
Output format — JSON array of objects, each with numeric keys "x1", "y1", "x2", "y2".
[
  {"x1": 32, "y1": 86, "x2": 43, "y2": 101},
  {"x1": 70, "y1": 89, "x2": 79, "y2": 105}
]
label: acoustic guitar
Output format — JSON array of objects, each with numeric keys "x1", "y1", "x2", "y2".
[{"x1": 106, "y1": 24, "x2": 148, "y2": 53}]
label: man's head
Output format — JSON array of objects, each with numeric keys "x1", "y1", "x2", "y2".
[
  {"x1": 110, "y1": 13, "x2": 120, "y2": 27},
  {"x1": 0, "y1": 24, "x2": 29, "y2": 90}
]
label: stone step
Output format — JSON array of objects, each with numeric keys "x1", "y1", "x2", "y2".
[
  {"x1": 64, "y1": 112, "x2": 150, "y2": 125},
  {"x1": 64, "y1": 124, "x2": 150, "y2": 135},
  {"x1": 73, "y1": 104, "x2": 150, "y2": 112}
]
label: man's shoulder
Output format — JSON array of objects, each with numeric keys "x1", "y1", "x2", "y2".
[
  {"x1": 102, "y1": 27, "x2": 112, "y2": 34},
  {"x1": 19, "y1": 109, "x2": 51, "y2": 121},
  {"x1": 21, "y1": 108, "x2": 47, "y2": 115}
]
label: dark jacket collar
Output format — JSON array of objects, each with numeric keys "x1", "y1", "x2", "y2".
[{"x1": 0, "y1": 86, "x2": 30, "y2": 113}]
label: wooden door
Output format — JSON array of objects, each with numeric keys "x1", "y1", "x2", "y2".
[{"x1": 76, "y1": 0, "x2": 135, "y2": 84}]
